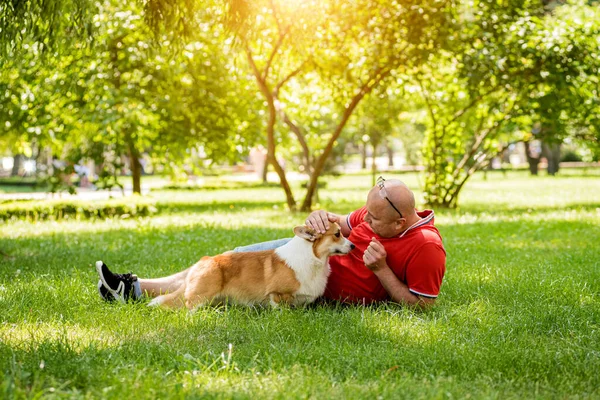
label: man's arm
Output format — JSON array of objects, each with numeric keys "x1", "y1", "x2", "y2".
[
  {"x1": 363, "y1": 238, "x2": 435, "y2": 308},
  {"x1": 305, "y1": 210, "x2": 351, "y2": 237},
  {"x1": 372, "y1": 266, "x2": 435, "y2": 307}
]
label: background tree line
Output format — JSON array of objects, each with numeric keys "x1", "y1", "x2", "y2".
[{"x1": 1, "y1": 0, "x2": 599, "y2": 210}]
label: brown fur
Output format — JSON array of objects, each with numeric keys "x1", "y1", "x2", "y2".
[{"x1": 151, "y1": 223, "x2": 352, "y2": 310}]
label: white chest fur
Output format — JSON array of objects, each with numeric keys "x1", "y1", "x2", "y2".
[{"x1": 275, "y1": 236, "x2": 330, "y2": 305}]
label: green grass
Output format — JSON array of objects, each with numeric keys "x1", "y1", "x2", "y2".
[{"x1": 1, "y1": 171, "x2": 599, "y2": 399}]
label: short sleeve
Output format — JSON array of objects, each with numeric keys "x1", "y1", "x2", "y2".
[
  {"x1": 347, "y1": 206, "x2": 367, "y2": 231},
  {"x1": 405, "y1": 242, "x2": 446, "y2": 298}
]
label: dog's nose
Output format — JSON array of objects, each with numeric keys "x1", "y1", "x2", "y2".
[{"x1": 350, "y1": 244, "x2": 355, "y2": 250}]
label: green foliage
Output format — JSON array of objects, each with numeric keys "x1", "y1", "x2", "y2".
[
  {"x1": 232, "y1": 0, "x2": 456, "y2": 210},
  {"x1": 561, "y1": 149, "x2": 583, "y2": 162},
  {"x1": 0, "y1": 0, "x2": 95, "y2": 55},
  {"x1": 0, "y1": 197, "x2": 157, "y2": 222},
  {"x1": 419, "y1": 0, "x2": 600, "y2": 208},
  {"x1": 1, "y1": 0, "x2": 600, "y2": 210},
  {"x1": 162, "y1": 180, "x2": 281, "y2": 191},
  {"x1": 0, "y1": 0, "x2": 263, "y2": 194}
]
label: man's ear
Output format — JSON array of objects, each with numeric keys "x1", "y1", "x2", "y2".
[
  {"x1": 294, "y1": 225, "x2": 319, "y2": 242},
  {"x1": 395, "y1": 218, "x2": 405, "y2": 231}
]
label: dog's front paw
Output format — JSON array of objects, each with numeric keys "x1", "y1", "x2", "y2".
[{"x1": 147, "y1": 297, "x2": 162, "y2": 307}]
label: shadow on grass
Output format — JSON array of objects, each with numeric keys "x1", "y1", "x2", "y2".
[
  {"x1": 440, "y1": 201, "x2": 600, "y2": 217},
  {"x1": 2, "y1": 295, "x2": 599, "y2": 398},
  {"x1": 1, "y1": 211, "x2": 598, "y2": 286},
  {"x1": 159, "y1": 196, "x2": 598, "y2": 221},
  {"x1": 0, "y1": 223, "x2": 293, "y2": 281},
  {"x1": 156, "y1": 200, "x2": 288, "y2": 215}
]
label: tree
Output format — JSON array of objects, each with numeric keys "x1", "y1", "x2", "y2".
[
  {"x1": 418, "y1": 0, "x2": 600, "y2": 208},
  {"x1": 0, "y1": 40, "x2": 83, "y2": 176},
  {"x1": 230, "y1": 0, "x2": 454, "y2": 211},
  {"x1": 1, "y1": 0, "x2": 262, "y2": 193}
]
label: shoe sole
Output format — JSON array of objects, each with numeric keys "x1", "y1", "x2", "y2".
[{"x1": 96, "y1": 261, "x2": 127, "y2": 303}]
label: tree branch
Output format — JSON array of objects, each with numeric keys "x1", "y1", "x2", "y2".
[
  {"x1": 245, "y1": 43, "x2": 272, "y2": 99},
  {"x1": 262, "y1": 25, "x2": 290, "y2": 81},
  {"x1": 453, "y1": 102, "x2": 514, "y2": 179},
  {"x1": 301, "y1": 64, "x2": 394, "y2": 210},
  {"x1": 281, "y1": 111, "x2": 311, "y2": 174},
  {"x1": 416, "y1": 75, "x2": 437, "y2": 129},
  {"x1": 274, "y1": 58, "x2": 310, "y2": 96},
  {"x1": 448, "y1": 85, "x2": 503, "y2": 126}
]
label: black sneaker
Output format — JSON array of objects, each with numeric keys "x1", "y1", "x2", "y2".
[{"x1": 95, "y1": 261, "x2": 139, "y2": 303}]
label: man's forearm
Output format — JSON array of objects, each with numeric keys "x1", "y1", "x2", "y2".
[{"x1": 373, "y1": 266, "x2": 434, "y2": 307}]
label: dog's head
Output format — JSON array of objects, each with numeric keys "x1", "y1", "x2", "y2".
[{"x1": 293, "y1": 222, "x2": 355, "y2": 259}]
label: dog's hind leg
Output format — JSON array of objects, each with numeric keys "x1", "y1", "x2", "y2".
[
  {"x1": 269, "y1": 293, "x2": 295, "y2": 308},
  {"x1": 148, "y1": 285, "x2": 186, "y2": 309},
  {"x1": 183, "y1": 264, "x2": 223, "y2": 311}
]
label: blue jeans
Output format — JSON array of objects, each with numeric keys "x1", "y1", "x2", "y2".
[{"x1": 233, "y1": 238, "x2": 292, "y2": 253}]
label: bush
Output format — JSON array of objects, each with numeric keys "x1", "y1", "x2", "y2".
[
  {"x1": 0, "y1": 197, "x2": 158, "y2": 222},
  {"x1": 161, "y1": 180, "x2": 280, "y2": 191},
  {"x1": 560, "y1": 150, "x2": 583, "y2": 162},
  {"x1": 0, "y1": 177, "x2": 40, "y2": 187}
]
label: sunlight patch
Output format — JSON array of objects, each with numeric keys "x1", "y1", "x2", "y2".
[{"x1": 0, "y1": 322, "x2": 117, "y2": 351}]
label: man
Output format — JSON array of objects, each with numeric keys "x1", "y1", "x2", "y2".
[{"x1": 96, "y1": 177, "x2": 446, "y2": 307}]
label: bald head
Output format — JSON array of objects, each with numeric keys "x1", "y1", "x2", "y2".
[
  {"x1": 364, "y1": 178, "x2": 419, "y2": 237},
  {"x1": 381, "y1": 179, "x2": 415, "y2": 217},
  {"x1": 368, "y1": 179, "x2": 416, "y2": 220}
]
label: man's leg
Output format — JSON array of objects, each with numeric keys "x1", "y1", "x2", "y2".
[
  {"x1": 96, "y1": 238, "x2": 292, "y2": 303},
  {"x1": 232, "y1": 238, "x2": 292, "y2": 253},
  {"x1": 138, "y1": 267, "x2": 192, "y2": 297},
  {"x1": 96, "y1": 261, "x2": 190, "y2": 302}
]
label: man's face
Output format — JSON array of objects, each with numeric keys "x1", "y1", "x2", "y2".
[{"x1": 363, "y1": 188, "x2": 401, "y2": 238}]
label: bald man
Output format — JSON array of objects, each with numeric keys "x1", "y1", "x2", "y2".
[
  {"x1": 95, "y1": 177, "x2": 445, "y2": 308},
  {"x1": 305, "y1": 177, "x2": 446, "y2": 307}
]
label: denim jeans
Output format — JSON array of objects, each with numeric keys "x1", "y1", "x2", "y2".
[{"x1": 233, "y1": 238, "x2": 292, "y2": 253}]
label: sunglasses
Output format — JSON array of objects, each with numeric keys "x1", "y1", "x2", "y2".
[{"x1": 376, "y1": 176, "x2": 403, "y2": 218}]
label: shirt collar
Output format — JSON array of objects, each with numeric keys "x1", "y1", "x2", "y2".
[{"x1": 399, "y1": 210, "x2": 435, "y2": 238}]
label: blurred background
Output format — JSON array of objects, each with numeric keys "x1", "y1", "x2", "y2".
[{"x1": 1, "y1": 0, "x2": 599, "y2": 211}]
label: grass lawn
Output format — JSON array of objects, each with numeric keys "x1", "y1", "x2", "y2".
[{"x1": 1, "y1": 171, "x2": 599, "y2": 399}]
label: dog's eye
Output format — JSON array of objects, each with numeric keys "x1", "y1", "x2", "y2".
[{"x1": 335, "y1": 232, "x2": 341, "y2": 238}]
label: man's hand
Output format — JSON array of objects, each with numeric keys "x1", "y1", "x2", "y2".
[
  {"x1": 363, "y1": 237, "x2": 387, "y2": 272},
  {"x1": 305, "y1": 210, "x2": 339, "y2": 234}
]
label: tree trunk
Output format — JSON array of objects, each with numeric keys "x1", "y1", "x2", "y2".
[
  {"x1": 300, "y1": 66, "x2": 393, "y2": 212},
  {"x1": 361, "y1": 143, "x2": 368, "y2": 169},
  {"x1": 246, "y1": 47, "x2": 296, "y2": 210},
  {"x1": 261, "y1": 160, "x2": 268, "y2": 183},
  {"x1": 264, "y1": 102, "x2": 296, "y2": 210},
  {"x1": 386, "y1": 141, "x2": 394, "y2": 167},
  {"x1": 11, "y1": 154, "x2": 22, "y2": 176},
  {"x1": 543, "y1": 141, "x2": 561, "y2": 176},
  {"x1": 282, "y1": 112, "x2": 311, "y2": 176},
  {"x1": 525, "y1": 141, "x2": 541, "y2": 175},
  {"x1": 125, "y1": 132, "x2": 142, "y2": 195},
  {"x1": 128, "y1": 144, "x2": 142, "y2": 195},
  {"x1": 371, "y1": 142, "x2": 379, "y2": 186}
]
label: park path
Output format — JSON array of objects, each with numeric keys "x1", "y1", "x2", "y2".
[
  {"x1": 0, "y1": 171, "x2": 311, "y2": 202},
  {"x1": 0, "y1": 184, "x2": 153, "y2": 202}
]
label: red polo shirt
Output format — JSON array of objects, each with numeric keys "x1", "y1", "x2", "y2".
[{"x1": 324, "y1": 207, "x2": 446, "y2": 304}]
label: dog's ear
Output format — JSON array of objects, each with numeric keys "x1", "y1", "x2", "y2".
[{"x1": 294, "y1": 225, "x2": 319, "y2": 242}]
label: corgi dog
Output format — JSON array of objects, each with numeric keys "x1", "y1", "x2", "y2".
[{"x1": 148, "y1": 222, "x2": 354, "y2": 310}]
